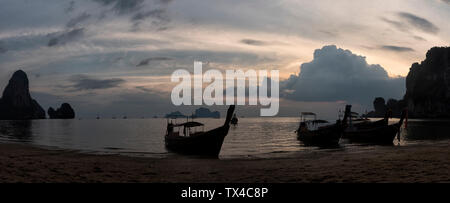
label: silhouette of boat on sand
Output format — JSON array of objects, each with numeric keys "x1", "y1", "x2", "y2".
[
  {"x1": 165, "y1": 105, "x2": 235, "y2": 158},
  {"x1": 296, "y1": 105, "x2": 352, "y2": 147}
]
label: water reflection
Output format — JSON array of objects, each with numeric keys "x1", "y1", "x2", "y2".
[
  {"x1": 0, "y1": 118, "x2": 448, "y2": 158},
  {"x1": 0, "y1": 120, "x2": 33, "y2": 142}
]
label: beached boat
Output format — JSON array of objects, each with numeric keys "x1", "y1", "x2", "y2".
[
  {"x1": 351, "y1": 110, "x2": 392, "y2": 130},
  {"x1": 165, "y1": 105, "x2": 235, "y2": 158},
  {"x1": 231, "y1": 114, "x2": 238, "y2": 125},
  {"x1": 344, "y1": 109, "x2": 407, "y2": 144},
  {"x1": 296, "y1": 105, "x2": 352, "y2": 147}
]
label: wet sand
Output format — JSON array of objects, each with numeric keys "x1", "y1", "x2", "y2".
[{"x1": 0, "y1": 142, "x2": 449, "y2": 183}]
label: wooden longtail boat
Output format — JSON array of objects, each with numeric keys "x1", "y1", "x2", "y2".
[
  {"x1": 351, "y1": 110, "x2": 392, "y2": 130},
  {"x1": 297, "y1": 105, "x2": 352, "y2": 147},
  {"x1": 344, "y1": 109, "x2": 407, "y2": 144},
  {"x1": 165, "y1": 105, "x2": 235, "y2": 158}
]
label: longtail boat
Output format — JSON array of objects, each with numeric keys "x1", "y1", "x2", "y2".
[
  {"x1": 165, "y1": 105, "x2": 235, "y2": 158},
  {"x1": 297, "y1": 105, "x2": 352, "y2": 147},
  {"x1": 343, "y1": 109, "x2": 407, "y2": 144}
]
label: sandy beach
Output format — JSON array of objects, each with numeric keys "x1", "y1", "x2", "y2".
[{"x1": 0, "y1": 142, "x2": 448, "y2": 183}]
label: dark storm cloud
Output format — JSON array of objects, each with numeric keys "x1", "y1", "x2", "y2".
[
  {"x1": 66, "y1": 12, "x2": 91, "y2": 28},
  {"x1": 240, "y1": 39, "x2": 267, "y2": 46},
  {"x1": 281, "y1": 45, "x2": 405, "y2": 104},
  {"x1": 380, "y1": 45, "x2": 414, "y2": 52},
  {"x1": 48, "y1": 28, "x2": 85, "y2": 47},
  {"x1": 66, "y1": 75, "x2": 125, "y2": 91},
  {"x1": 397, "y1": 12, "x2": 439, "y2": 34},
  {"x1": 136, "y1": 57, "x2": 172, "y2": 67}
]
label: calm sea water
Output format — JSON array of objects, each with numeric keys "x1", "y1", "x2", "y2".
[{"x1": 0, "y1": 117, "x2": 449, "y2": 159}]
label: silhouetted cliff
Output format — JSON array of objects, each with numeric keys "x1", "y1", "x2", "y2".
[
  {"x1": 367, "y1": 47, "x2": 450, "y2": 118},
  {"x1": 0, "y1": 70, "x2": 45, "y2": 120},
  {"x1": 404, "y1": 47, "x2": 450, "y2": 118}
]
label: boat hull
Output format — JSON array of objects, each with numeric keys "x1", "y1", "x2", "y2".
[
  {"x1": 165, "y1": 125, "x2": 230, "y2": 158},
  {"x1": 344, "y1": 124, "x2": 400, "y2": 144},
  {"x1": 297, "y1": 125, "x2": 343, "y2": 147}
]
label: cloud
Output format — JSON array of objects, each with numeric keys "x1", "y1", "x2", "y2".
[
  {"x1": 136, "y1": 57, "x2": 172, "y2": 67},
  {"x1": 131, "y1": 8, "x2": 171, "y2": 31},
  {"x1": 48, "y1": 28, "x2": 85, "y2": 47},
  {"x1": 91, "y1": 0, "x2": 173, "y2": 31},
  {"x1": 441, "y1": 0, "x2": 450, "y2": 5},
  {"x1": 381, "y1": 12, "x2": 439, "y2": 34},
  {"x1": 240, "y1": 39, "x2": 267, "y2": 46},
  {"x1": 413, "y1": 36, "x2": 426, "y2": 41},
  {"x1": 65, "y1": 1, "x2": 76, "y2": 13},
  {"x1": 66, "y1": 12, "x2": 91, "y2": 28},
  {"x1": 0, "y1": 41, "x2": 7, "y2": 54},
  {"x1": 380, "y1": 45, "x2": 414, "y2": 52},
  {"x1": 381, "y1": 17, "x2": 409, "y2": 32},
  {"x1": 281, "y1": 45, "x2": 405, "y2": 104},
  {"x1": 93, "y1": 0, "x2": 145, "y2": 15},
  {"x1": 67, "y1": 75, "x2": 125, "y2": 91},
  {"x1": 397, "y1": 12, "x2": 439, "y2": 34}
]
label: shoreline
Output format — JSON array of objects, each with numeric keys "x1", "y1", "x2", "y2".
[{"x1": 0, "y1": 142, "x2": 449, "y2": 183}]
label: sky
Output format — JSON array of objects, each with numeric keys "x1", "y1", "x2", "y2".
[{"x1": 0, "y1": 0, "x2": 449, "y2": 119}]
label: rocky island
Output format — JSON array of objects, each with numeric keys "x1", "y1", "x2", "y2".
[
  {"x1": 48, "y1": 103, "x2": 75, "y2": 119},
  {"x1": 193, "y1": 107, "x2": 220, "y2": 118},
  {"x1": 165, "y1": 111, "x2": 187, "y2": 118},
  {"x1": 165, "y1": 107, "x2": 221, "y2": 119},
  {"x1": 0, "y1": 70, "x2": 46, "y2": 120}
]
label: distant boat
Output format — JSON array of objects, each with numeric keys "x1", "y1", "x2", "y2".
[
  {"x1": 164, "y1": 105, "x2": 235, "y2": 158},
  {"x1": 296, "y1": 105, "x2": 351, "y2": 147},
  {"x1": 343, "y1": 109, "x2": 407, "y2": 144},
  {"x1": 231, "y1": 114, "x2": 238, "y2": 125},
  {"x1": 123, "y1": 116, "x2": 127, "y2": 119},
  {"x1": 96, "y1": 115, "x2": 100, "y2": 120}
]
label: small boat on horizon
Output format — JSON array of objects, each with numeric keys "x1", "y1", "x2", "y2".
[
  {"x1": 164, "y1": 105, "x2": 236, "y2": 158},
  {"x1": 296, "y1": 105, "x2": 352, "y2": 147}
]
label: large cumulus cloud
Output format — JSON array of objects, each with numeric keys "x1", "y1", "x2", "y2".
[{"x1": 281, "y1": 45, "x2": 405, "y2": 105}]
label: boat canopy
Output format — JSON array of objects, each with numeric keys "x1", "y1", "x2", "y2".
[{"x1": 173, "y1": 121, "x2": 205, "y2": 128}]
